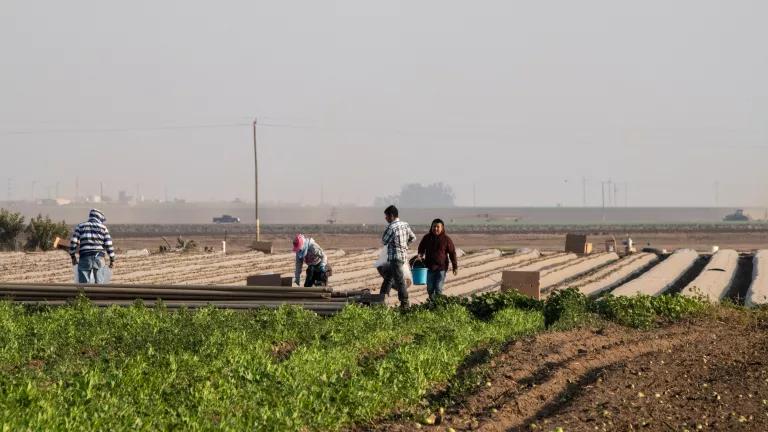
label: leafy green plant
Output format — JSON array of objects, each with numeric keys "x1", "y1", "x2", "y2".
[
  {"x1": 0, "y1": 208, "x2": 25, "y2": 251},
  {"x1": 594, "y1": 294, "x2": 709, "y2": 329},
  {"x1": 416, "y1": 291, "x2": 543, "y2": 320},
  {"x1": 0, "y1": 285, "x2": 711, "y2": 431},
  {"x1": 23, "y1": 214, "x2": 68, "y2": 251},
  {"x1": 543, "y1": 288, "x2": 590, "y2": 329},
  {"x1": 0, "y1": 299, "x2": 543, "y2": 431}
]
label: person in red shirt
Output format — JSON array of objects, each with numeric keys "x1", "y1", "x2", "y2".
[{"x1": 417, "y1": 218, "x2": 458, "y2": 299}]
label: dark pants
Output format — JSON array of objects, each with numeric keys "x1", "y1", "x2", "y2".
[
  {"x1": 379, "y1": 260, "x2": 409, "y2": 306},
  {"x1": 305, "y1": 264, "x2": 328, "y2": 287},
  {"x1": 426, "y1": 270, "x2": 446, "y2": 299}
]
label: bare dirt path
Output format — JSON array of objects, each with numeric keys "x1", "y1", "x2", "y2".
[{"x1": 375, "y1": 310, "x2": 768, "y2": 431}]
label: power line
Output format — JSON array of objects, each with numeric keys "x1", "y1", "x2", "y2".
[
  {"x1": 0, "y1": 122, "x2": 251, "y2": 136},
  {"x1": 3, "y1": 121, "x2": 767, "y2": 150}
]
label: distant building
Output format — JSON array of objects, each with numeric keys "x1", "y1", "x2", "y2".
[{"x1": 118, "y1": 190, "x2": 133, "y2": 204}]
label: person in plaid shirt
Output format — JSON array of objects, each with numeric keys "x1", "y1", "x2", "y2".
[{"x1": 380, "y1": 205, "x2": 416, "y2": 308}]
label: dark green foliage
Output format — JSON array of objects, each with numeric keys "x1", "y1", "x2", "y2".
[
  {"x1": 543, "y1": 288, "x2": 590, "y2": 328},
  {"x1": 0, "y1": 209, "x2": 25, "y2": 251},
  {"x1": 466, "y1": 291, "x2": 543, "y2": 319},
  {"x1": 595, "y1": 293, "x2": 709, "y2": 329},
  {"x1": 539, "y1": 288, "x2": 709, "y2": 330},
  {"x1": 23, "y1": 214, "x2": 69, "y2": 251},
  {"x1": 0, "y1": 282, "x2": 712, "y2": 430},
  {"x1": 415, "y1": 291, "x2": 542, "y2": 320},
  {"x1": 416, "y1": 288, "x2": 708, "y2": 331},
  {"x1": 0, "y1": 300, "x2": 543, "y2": 431}
]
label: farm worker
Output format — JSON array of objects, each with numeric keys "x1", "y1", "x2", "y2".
[
  {"x1": 417, "y1": 218, "x2": 459, "y2": 299},
  {"x1": 69, "y1": 209, "x2": 115, "y2": 284},
  {"x1": 293, "y1": 234, "x2": 329, "y2": 287},
  {"x1": 380, "y1": 205, "x2": 417, "y2": 308}
]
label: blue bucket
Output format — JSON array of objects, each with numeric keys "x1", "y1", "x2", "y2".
[{"x1": 411, "y1": 267, "x2": 427, "y2": 285}]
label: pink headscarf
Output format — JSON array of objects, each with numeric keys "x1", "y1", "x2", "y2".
[{"x1": 292, "y1": 234, "x2": 306, "y2": 253}]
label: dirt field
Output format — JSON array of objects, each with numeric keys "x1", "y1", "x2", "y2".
[
  {"x1": 115, "y1": 231, "x2": 768, "y2": 254},
  {"x1": 4, "y1": 228, "x2": 766, "y2": 307},
  {"x1": 0, "y1": 248, "x2": 605, "y2": 306},
  {"x1": 376, "y1": 309, "x2": 768, "y2": 431},
  {"x1": 3, "y1": 229, "x2": 768, "y2": 430}
]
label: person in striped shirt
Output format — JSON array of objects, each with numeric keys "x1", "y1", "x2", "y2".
[
  {"x1": 380, "y1": 205, "x2": 416, "y2": 308},
  {"x1": 69, "y1": 209, "x2": 115, "y2": 284}
]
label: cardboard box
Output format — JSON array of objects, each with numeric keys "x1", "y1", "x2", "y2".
[
  {"x1": 501, "y1": 270, "x2": 542, "y2": 300},
  {"x1": 251, "y1": 241, "x2": 274, "y2": 254},
  {"x1": 565, "y1": 234, "x2": 590, "y2": 254},
  {"x1": 246, "y1": 274, "x2": 287, "y2": 286}
]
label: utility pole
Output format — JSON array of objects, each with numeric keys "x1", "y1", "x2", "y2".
[
  {"x1": 100, "y1": 182, "x2": 104, "y2": 202},
  {"x1": 601, "y1": 181, "x2": 607, "y2": 221},
  {"x1": 253, "y1": 117, "x2": 260, "y2": 241},
  {"x1": 249, "y1": 117, "x2": 272, "y2": 252}
]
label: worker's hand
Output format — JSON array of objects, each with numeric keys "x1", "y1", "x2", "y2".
[
  {"x1": 109, "y1": 259, "x2": 115, "y2": 269},
  {"x1": 70, "y1": 255, "x2": 78, "y2": 266},
  {"x1": 452, "y1": 268, "x2": 458, "y2": 276},
  {"x1": 418, "y1": 254, "x2": 425, "y2": 261}
]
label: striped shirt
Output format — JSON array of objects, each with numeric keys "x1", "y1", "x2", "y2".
[
  {"x1": 69, "y1": 210, "x2": 115, "y2": 259},
  {"x1": 382, "y1": 219, "x2": 416, "y2": 263}
]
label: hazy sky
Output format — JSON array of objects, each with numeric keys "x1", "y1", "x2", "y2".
[{"x1": 2, "y1": 0, "x2": 767, "y2": 207}]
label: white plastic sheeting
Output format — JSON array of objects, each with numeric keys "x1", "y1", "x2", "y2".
[
  {"x1": 746, "y1": 250, "x2": 768, "y2": 307},
  {"x1": 680, "y1": 249, "x2": 739, "y2": 302},
  {"x1": 611, "y1": 249, "x2": 699, "y2": 297}
]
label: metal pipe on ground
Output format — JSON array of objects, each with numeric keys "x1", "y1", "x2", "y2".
[
  {"x1": 0, "y1": 286, "x2": 334, "y2": 299},
  {"x1": 17, "y1": 300, "x2": 349, "y2": 315},
  {"x1": 16, "y1": 299, "x2": 351, "y2": 307},
  {"x1": 1, "y1": 294, "x2": 356, "y2": 303},
  {"x1": 0, "y1": 282, "x2": 333, "y2": 293}
]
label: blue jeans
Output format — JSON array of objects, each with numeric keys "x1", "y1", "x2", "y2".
[
  {"x1": 78, "y1": 255, "x2": 106, "y2": 284},
  {"x1": 427, "y1": 270, "x2": 446, "y2": 299}
]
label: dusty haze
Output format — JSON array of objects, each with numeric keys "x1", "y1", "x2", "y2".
[{"x1": 1, "y1": 0, "x2": 767, "y2": 207}]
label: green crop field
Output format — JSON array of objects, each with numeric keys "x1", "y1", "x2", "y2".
[{"x1": 0, "y1": 291, "x2": 708, "y2": 431}]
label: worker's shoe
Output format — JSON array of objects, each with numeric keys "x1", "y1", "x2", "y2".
[{"x1": 399, "y1": 300, "x2": 409, "y2": 310}]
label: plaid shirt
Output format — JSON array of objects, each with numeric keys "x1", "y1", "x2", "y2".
[{"x1": 382, "y1": 219, "x2": 416, "y2": 263}]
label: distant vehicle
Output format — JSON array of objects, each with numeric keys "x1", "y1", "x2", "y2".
[
  {"x1": 476, "y1": 213, "x2": 521, "y2": 223},
  {"x1": 723, "y1": 209, "x2": 750, "y2": 222},
  {"x1": 213, "y1": 214, "x2": 241, "y2": 224}
]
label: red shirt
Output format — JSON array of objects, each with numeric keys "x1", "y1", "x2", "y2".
[{"x1": 417, "y1": 232, "x2": 458, "y2": 272}]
